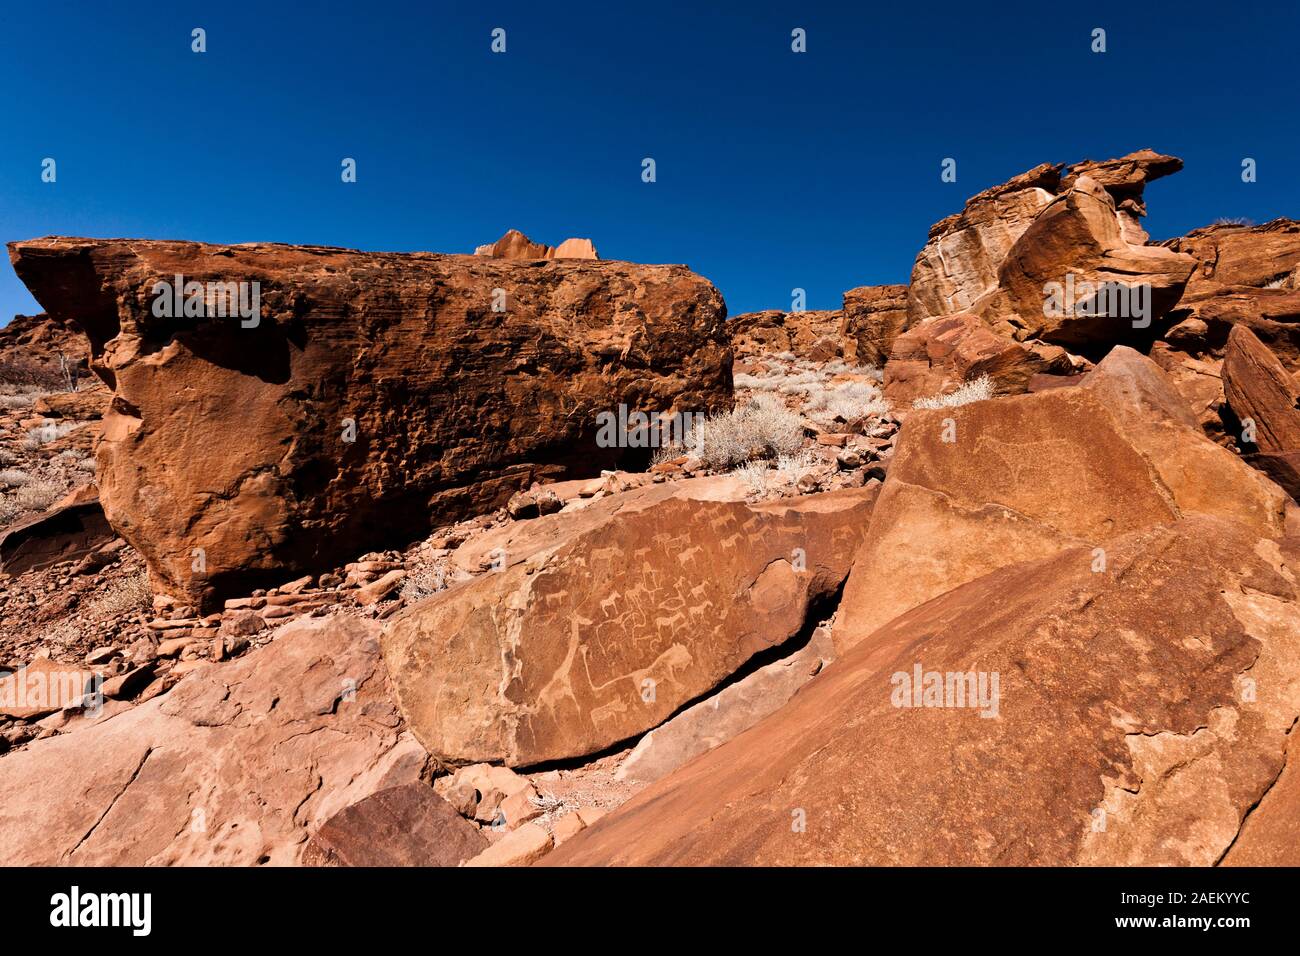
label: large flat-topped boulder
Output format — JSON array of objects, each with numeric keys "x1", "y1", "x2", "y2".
[
  {"x1": 382, "y1": 485, "x2": 877, "y2": 767},
  {"x1": 8, "y1": 237, "x2": 730, "y2": 608},
  {"x1": 545, "y1": 515, "x2": 1300, "y2": 866}
]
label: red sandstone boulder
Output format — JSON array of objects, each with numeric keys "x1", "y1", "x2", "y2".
[
  {"x1": 840, "y1": 284, "x2": 909, "y2": 367},
  {"x1": 1160, "y1": 219, "x2": 1300, "y2": 368},
  {"x1": 906, "y1": 150, "x2": 1195, "y2": 351},
  {"x1": 1222, "y1": 324, "x2": 1300, "y2": 453},
  {"x1": 381, "y1": 484, "x2": 877, "y2": 767},
  {"x1": 881, "y1": 313, "x2": 1074, "y2": 407},
  {"x1": 907, "y1": 162, "x2": 1062, "y2": 323},
  {"x1": 0, "y1": 484, "x2": 114, "y2": 575},
  {"x1": 545, "y1": 515, "x2": 1300, "y2": 866},
  {"x1": 1222, "y1": 324, "x2": 1300, "y2": 499},
  {"x1": 837, "y1": 347, "x2": 1286, "y2": 648},
  {"x1": 301, "y1": 783, "x2": 486, "y2": 867},
  {"x1": 990, "y1": 175, "x2": 1194, "y2": 347},
  {"x1": 9, "y1": 237, "x2": 730, "y2": 609}
]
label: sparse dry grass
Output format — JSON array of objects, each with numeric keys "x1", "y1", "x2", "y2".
[
  {"x1": 85, "y1": 570, "x2": 152, "y2": 620},
  {"x1": 0, "y1": 392, "x2": 38, "y2": 409},
  {"x1": 0, "y1": 476, "x2": 63, "y2": 526},
  {"x1": 913, "y1": 374, "x2": 996, "y2": 410},
  {"x1": 22, "y1": 420, "x2": 77, "y2": 450},
  {"x1": 731, "y1": 460, "x2": 769, "y2": 495},
  {"x1": 0, "y1": 468, "x2": 32, "y2": 489},
  {"x1": 803, "y1": 381, "x2": 890, "y2": 426}
]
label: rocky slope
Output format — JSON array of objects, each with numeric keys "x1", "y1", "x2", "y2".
[{"x1": 4, "y1": 147, "x2": 1300, "y2": 868}]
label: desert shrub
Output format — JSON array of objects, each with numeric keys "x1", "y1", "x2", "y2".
[
  {"x1": 774, "y1": 449, "x2": 816, "y2": 476},
  {"x1": 0, "y1": 449, "x2": 16, "y2": 466},
  {"x1": 1211, "y1": 216, "x2": 1253, "y2": 227},
  {"x1": 803, "y1": 381, "x2": 890, "y2": 426},
  {"x1": 14, "y1": 478, "x2": 62, "y2": 511},
  {"x1": 22, "y1": 420, "x2": 76, "y2": 450},
  {"x1": 0, "y1": 477, "x2": 62, "y2": 525},
  {"x1": 913, "y1": 374, "x2": 995, "y2": 410},
  {"x1": 0, "y1": 468, "x2": 31, "y2": 489},
  {"x1": 686, "y1": 393, "x2": 804, "y2": 469},
  {"x1": 86, "y1": 571, "x2": 152, "y2": 620},
  {"x1": 0, "y1": 392, "x2": 37, "y2": 409},
  {"x1": 733, "y1": 372, "x2": 783, "y2": 391},
  {"x1": 731, "y1": 460, "x2": 769, "y2": 495},
  {"x1": 76, "y1": 457, "x2": 97, "y2": 472}
]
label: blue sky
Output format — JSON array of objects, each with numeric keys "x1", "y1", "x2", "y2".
[{"x1": 1, "y1": 0, "x2": 1297, "y2": 325}]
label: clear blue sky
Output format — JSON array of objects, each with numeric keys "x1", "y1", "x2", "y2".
[{"x1": 2, "y1": 0, "x2": 1296, "y2": 326}]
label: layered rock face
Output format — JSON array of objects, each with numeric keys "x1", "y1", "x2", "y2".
[
  {"x1": 990, "y1": 176, "x2": 1195, "y2": 347},
  {"x1": 907, "y1": 162, "x2": 1061, "y2": 323},
  {"x1": 382, "y1": 482, "x2": 876, "y2": 767},
  {"x1": 0, "y1": 617, "x2": 434, "y2": 865},
  {"x1": 1160, "y1": 219, "x2": 1300, "y2": 367},
  {"x1": 474, "y1": 229, "x2": 599, "y2": 260},
  {"x1": 728, "y1": 309, "x2": 843, "y2": 361},
  {"x1": 1222, "y1": 324, "x2": 1300, "y2": 497},
  {"x1": 881, "y1": 313, "x2": 1075, "y2": 406},
  {"x1": 0, "y1": 312, "x2": 89, "y2": 388},
  {"x1": 837, "y1": 347, "x2": 1285, "y2": 647},
  {"x1": 546, "y1": 514, "x2": 1300, "y2": 866},
  {"x1": 840, "y1": 284, "x2": 908, "y2": 366},
  {"x1": 9, "y1": 238, "x2": 730, "y2": 608},
  {"x1": 907, "y1": 150, "x2": 1195, "y2": 351}
]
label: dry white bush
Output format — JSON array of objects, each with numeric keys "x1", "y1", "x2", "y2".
[
  {"x1": 731, "y1": 460, "x2": 769, "y2": 496},
  {"x1": 87, "y1": 571, "x2": 152, "y2": 620},
  {"x1": 0, "y1": 468, "x2": 32, "y2": 489},
  {"x1": 913, "y1": 374, "x2": 996, "y2": 410},
  {"x1": 22, "y1": 420, "x2": 76, "y2": 450},
  {"x1": 0, "y1": 393, "x2": 37, "y2": 409},
  {"x1": 0, "y1": 448, "x2": 16, "y2": 466},
  {"x1": 732, "y1": 372, "x2": 773, "y2": 390},
  {"x1": 76, "y1": 457, "x2": 97, "y2": 472},
  {"x1": 774, "y1": 449, "x2": 816, "y2": 476},
  {"x1": 0, "y1": 477, "x2": 62, "y2": 525},
  {"x1": 803, "y1": 381, "x2": 890, "y2": 426},
  {"x1": 686, "y1": 393, "x2": 804, "y2": 469}
]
